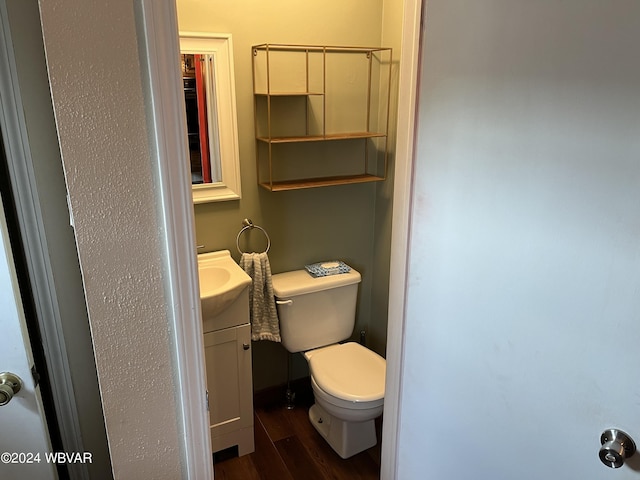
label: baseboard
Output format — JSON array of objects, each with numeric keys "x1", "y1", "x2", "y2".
[{"x1": 253, "y1": 376, "x2": 314, "y2": 409}]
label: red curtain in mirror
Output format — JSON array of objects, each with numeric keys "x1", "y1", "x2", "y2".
[{"x1": 194, "y1": 54, "x2": 211, "y2": 183}]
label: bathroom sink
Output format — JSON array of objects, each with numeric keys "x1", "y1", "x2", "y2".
[
  {"x1": 199, "y1": 266, "x2": 232, "y2": 292},
  {"x1": 197, "y1": 250, "x2": 251, "y2": 319}
]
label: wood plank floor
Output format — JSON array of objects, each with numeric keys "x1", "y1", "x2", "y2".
[{"x1": 213, "y1": 383, "x2": 381, "y2": 480}]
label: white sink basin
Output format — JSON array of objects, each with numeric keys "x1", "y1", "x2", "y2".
[{"x1": 198, "y1": 250, "x2": 251, "y2": 318}]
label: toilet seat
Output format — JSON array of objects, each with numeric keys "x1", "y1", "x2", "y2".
[
  {"x1": 311, "y1": 376, "x2": 384, "y2": 411},
  {"x1": 307, "y1": 342, "x2": 385, "y2": 404}
]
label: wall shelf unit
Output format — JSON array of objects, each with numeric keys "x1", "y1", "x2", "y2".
[{"x1": 252, "y1": 43, "x2": 392, "y2": 191}]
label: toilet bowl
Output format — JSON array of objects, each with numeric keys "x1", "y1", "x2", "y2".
[
  {"x1": 304, "y1": 342, "x2": 385, "y2": 458},
  {"x1": 310, "y1": 375, "x2": 384, "y2": 422},
  {"x1": 272, "y1": 267, "x2": 386, "y2": 459}
]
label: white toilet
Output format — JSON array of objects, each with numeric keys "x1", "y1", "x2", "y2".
[{"x1": 272, "y1": 267, "x2": 386, "y2": 459}]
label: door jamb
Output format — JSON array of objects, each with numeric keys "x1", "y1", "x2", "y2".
[
  {"x1": 381, "y1": 0, "x2": 423, "y2": 478},
  {"x1": 135, "y1": 1, "x2": 213, "y2": 478}
]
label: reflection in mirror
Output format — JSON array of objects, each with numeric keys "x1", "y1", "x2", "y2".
[
  {"x1": 180, "y1": 33, "x2": 241, "y2": 203},
  {"x1": 181, "y1": 53, "x2": 221, "y2": 184}
]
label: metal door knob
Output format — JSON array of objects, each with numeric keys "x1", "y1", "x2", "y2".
[
  {"x1": 600, "y1": 429, "x2": 636, "y2": 468},
  {"x1": 0, "y1": 372, "x2": 22, "y2": 406}
]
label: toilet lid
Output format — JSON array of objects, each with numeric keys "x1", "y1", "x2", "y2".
[{"x1": 308, "y1": 342, "x2": 386, "y2": 403}]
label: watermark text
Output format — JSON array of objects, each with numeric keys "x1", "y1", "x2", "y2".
[{"x1": 1, "y1": 451, "x2": 93, "y2": 464}]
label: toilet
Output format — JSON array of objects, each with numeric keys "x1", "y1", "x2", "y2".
[{"x1": 272, "y1": 267, "x2": 386, "y2": 459}]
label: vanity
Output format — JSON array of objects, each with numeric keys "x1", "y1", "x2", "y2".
[{"x1": 198, "y1": 250, "x2": 254, "y2": 456}]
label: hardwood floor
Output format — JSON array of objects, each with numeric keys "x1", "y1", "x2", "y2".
[{"x1": 213, "y1": 382, "x2": 381, "y2": 480}]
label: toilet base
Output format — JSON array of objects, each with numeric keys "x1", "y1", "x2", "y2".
[{"x1": 308, "y1": 403, "x2": 377, "y2": 459}]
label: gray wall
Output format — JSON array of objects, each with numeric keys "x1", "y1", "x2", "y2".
[{"x1": 397, "y1": 1, "x2": 640, "y2": 478}]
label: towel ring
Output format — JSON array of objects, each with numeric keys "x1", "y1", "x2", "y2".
[{"x1": 236, "y1": 218, "x2": 271, "y2": 254}]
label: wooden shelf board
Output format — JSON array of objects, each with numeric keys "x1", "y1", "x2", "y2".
[
  {"x1": 259, "y1": 174, "x2": 385, "y2": 191},
  {"x1": 257, "y1": 132, "x2": 386, "y2": 144},
  {"x1": 254, "y1": 91, "x2": 324, "y2": 97}
]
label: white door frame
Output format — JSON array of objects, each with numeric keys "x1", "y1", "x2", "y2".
[
  {"x1": 136, "y1": 1, "x2": 213, "y2": 478},
  {"x1": 0, "y1": 194, "x2": 58, "y2": 480},
  {"x1": 380, "y1": 0, "x2": 422, "y2": 478}
]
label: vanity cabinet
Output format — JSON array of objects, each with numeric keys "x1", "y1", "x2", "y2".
[
  {"x1": 252, "y1": 43, "x2": 392, "y2": 191},
  {"x1": 203, "y1": 288, "x2": 254, "y2": 456}
]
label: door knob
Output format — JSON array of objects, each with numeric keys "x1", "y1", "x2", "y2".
[
  {"x1": 0, "y1": 372, "x2": 22, "y2": 406},
  {"x1": 600, "y1": 429, "x2": 636, "y2": 468}
]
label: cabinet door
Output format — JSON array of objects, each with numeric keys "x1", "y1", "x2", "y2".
[{"x1": 203, "y1": 324, "x2": 253, "y2": 446}]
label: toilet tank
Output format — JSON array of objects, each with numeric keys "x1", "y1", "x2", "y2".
[{"x1": 272, "y1": 268, "x2": 361, "y2": 353}]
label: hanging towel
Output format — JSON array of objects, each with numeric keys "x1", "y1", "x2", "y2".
[{"x1": 240, "y1": 252, "x2": 281, "y2": 342}]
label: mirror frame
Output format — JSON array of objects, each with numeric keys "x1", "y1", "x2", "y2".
[{"x1": 180, "y1": 32, "x2": 242, "y2": 203}]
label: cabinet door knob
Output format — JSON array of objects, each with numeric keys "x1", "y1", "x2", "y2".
[{"x1": 242, "y1": 343, "x2": 250, "y2": 350}]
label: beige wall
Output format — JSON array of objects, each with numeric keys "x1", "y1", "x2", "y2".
[
  {"x1": 370, "y1": 0, "x2": 405, "y2": 355},
  {"x1": 177, "y1": 0, "x2": 401, "y2": 390}
]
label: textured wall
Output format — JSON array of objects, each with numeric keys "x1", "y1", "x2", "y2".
[
  {"x1": 4, "y1": 1, "x2": 112, "y2": 476},
  {"x1": 38, "y1": 1, "x2": 182, "y2": 478}
]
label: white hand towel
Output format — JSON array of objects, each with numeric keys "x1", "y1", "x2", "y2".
[{"x1": 239, "y1": 252, "x2": 281, "y2": 342}]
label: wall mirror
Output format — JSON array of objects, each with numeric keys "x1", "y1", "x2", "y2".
[{"x1": 180, "y1": 33, "x2": 241, "y2": 203}]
